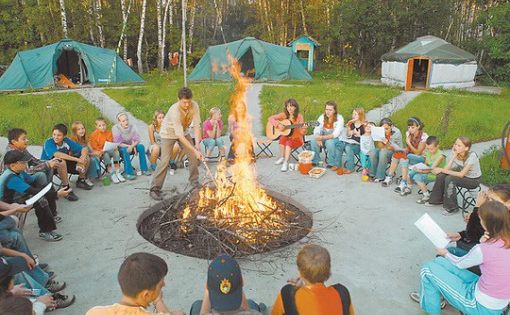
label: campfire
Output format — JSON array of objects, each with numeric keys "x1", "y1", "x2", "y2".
[{"x1": 138, "y1": 56, "x2": 312, "y2": 258}]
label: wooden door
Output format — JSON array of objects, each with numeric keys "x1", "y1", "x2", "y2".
[{"x1": 405, "y1": 59, "x2": 414, "y2": 91}]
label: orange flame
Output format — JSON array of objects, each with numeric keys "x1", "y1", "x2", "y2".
[{"x1": 180, "y1": 55, "x2": 288, "y2": 245}]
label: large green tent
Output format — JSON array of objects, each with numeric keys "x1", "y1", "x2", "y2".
[
  {"x1": 189, "y1": 37, "x2": 312, "y2": 81},
  {"x1": 0, "y1": 39, "x2": 143, "y2": 91}
]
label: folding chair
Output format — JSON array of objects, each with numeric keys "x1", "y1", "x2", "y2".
[
  {"x1": 256, "y1": 138, "x2": 275, "y2": 158},
  {"x1": 290, "y1": 137, "x2": 311, "y2": 162},
  {"x1": 456, "y1": 185, "x2": 481, "y2": 214}
]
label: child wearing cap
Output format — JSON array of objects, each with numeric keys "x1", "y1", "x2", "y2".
[
  {"x1": 86, "y1": 252, "x2": 185, "y2": 315},
  {"x1": 190, "y1": 254, "x2": 264, "y2": 315},
  {"x1": 271, "y1": 244, "x2": 354, "y2": 315},
  {"x1": 0, "y1": 151, "x2": 69, "y2": 242}
]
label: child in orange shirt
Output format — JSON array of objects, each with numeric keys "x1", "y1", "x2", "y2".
[
  {"x1": 89, "y1": 117, "x2": 125, "y2": 184},
  {"x1": 272, "y1": 244, "x2": 355, "y2": 315}
]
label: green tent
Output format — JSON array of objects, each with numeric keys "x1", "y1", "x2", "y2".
[
  {"x1": 381, "y1": 35, "x2": 476, "y2": 64},
  {"x1": 0, "y1": 39, "x2": 143, "y2": 91},
  {"x1": 189, "y1": 37, "x2": 312, "y2": 81}
]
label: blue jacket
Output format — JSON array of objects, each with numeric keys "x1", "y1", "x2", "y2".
[{"x1": 41, "y1": 137, "x2": 83, "y2": 160}]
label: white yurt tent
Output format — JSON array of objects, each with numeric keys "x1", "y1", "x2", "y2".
[{"x1": 381, "y1": 36, "x2": 477, "y2": 90}]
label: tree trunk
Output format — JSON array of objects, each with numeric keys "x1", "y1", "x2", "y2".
[
  {"x1": 188, "y1": 0, "x2": 196, "y2": 53},
  {"x1": 156, "y1": 0, "x2": 163, "y2": 71},
  {"x1": 93, "y1": 0, "x2": 105, "y2": 48},
  {"x1": 299, "y1": 0, "x2": 307, "y2": 35},
  {"x1": 117, "y1": 0, "x2": 132, "y2": 61},
  {"x1": 59, "y1": 0, "x2": 68, "y2": 38},
  {"x1": 161, "y1": 0, "x2": 171, "y2": 69},
  {"x1": 182, "y1": 0, "x2": 188, "y2": 87},
  {"x1": 137, "y1": 0, "x2": 148, "y2": 73}
]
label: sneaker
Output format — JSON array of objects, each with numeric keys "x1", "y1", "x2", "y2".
[
  {"x1": 84, "y1": 178, "x2": 94, "y2": 187},
  {"x1": 416, "y1": 197, "x2": 429, "y2": 204},
  {"x1": 170, "y1": 162, "x2": 178, "y2": 170},
  {"x1": 424, "y1": 202, "x2": 441, "y2": 207},
  {"x1": 53, "y1": 216, "x2": 63, "y2": 224},
  {"x1": 39, "y1": 232, "x2": 63, "y2": 242},
  {"x1": 394, "y1": 182, "x2": 405, "y2": 193},
  {"x1": 110, "y1": 172, "x2": 120, "y2": 184},
  {"x1": 169, "y1": 169, "x2": 175, "y2": 176},
  {"x1": 373, "y1": 178, "x2": 383, "y2": 183},
  {"x1": 39, "y1": 263, "x2": 49, "y2": 272},
  {"x1": 124, "y1": 174, "x2": 136, "y2": 180},
  {"x1": 65, "y1": 191, "x2": 79, "y2": 202},
  {"x1": 381, "y1": 176, "x2": 393, "y2": 187},
  {"x1": 143, "y1": 170, "x2": 152, "y2": 176},
  {"x1": 409, "y1": 291, "x2": 446, "y2": 309},
  {"x1": 52, "y1": 293, "x2": 75, "y2": 310},
  {"x1": 442, "y1": 208, "x2": 459, "y2": 216},
  {"x1": 115, "y1": 171, "x2": 126, "y2": 182},
  {"x1": 47, "y1": 271, "x2": 56, "y2": 281},
  {"x1": 274, "y1": 157, "x2": 284, "y2": 165},
  {"x1": 76, "y1": 179, "x2": 93, "y2": 190},
  {"x1": 45, "y1": 280, "x2": 66, "y2": 293},
  {"x1": 149, "y1": 189, "x2": 164, "y2": 201},
  {"x1": 400, "y1": 186, "x2": 412, "y2": 196},
  {"x1": 280, "y1": 162, "x2": 288, "y2": 172}
]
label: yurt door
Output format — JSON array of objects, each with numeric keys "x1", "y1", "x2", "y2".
[
  {"x1": 406, "y1": 58, "x2": 431, "y2": 90},
  {"x1": 405, "y1": 59, "x2": 414, "y2": 91}
]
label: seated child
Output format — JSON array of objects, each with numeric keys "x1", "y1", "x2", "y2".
[
  {"x1": 368, "y1": 118, "x2": 403, "y2": 182},
  {"x1": 70, "y1": 121, "x2": 101, "y2": 181},
  {"x1": 112, "y1": 112, "x2": 151, "y2": 180},
  {"x1": 90, "y1": 117, "x2": 125, "y2": 184},
  {"x1": 86, "y1": 252, "x2": 184, "y2": 315},
  {"x1": 148, "y1": 110, "x2": 165, "y2": 171},
  {"x1": 408, "y1": 136, "x2": 445, "y2": 200},
  {"x1": 271, "y1": 244, "x2": 354, "y2": 315},
  {"x1": 41, "y1": 123, "x2": 94, "y2": 190},
  {"x1": 203, "y1": 107, "x2": 227, "y2": 161},
  {"x1": 414, "y1": 200, "x2": 510, "y2": 315},
  {"x1": 190, "y1": 254, "x2": 264, "y2": 315},
  {"x1": 359, "y1": 122, "x2": 375, "y2": 177},
  {"x1": 0, "y1": 151, "x2": 69, "y2": 242}
]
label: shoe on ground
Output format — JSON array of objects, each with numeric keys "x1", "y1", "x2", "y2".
[
  {"x1": 409, "y1": 291, "x2": 446, "y2": 309},
  {"x1": 373, "y1": 178, "x2": 383, "y2": 183},
  {"x1": 425, "y1": 201, "x2": 441, "y2": 207},
  {"x1": 343, "y1": 169, "x2": 353, "y2": 174},
  {"x1": 124, "y1": 174, "x2": 136, "y2": 180},
  {"x1": 53, "y1": 216, "x2": 63, "y2": 224},
  {"x1": 400, "y1": 186, "x2": 412, "y2": 196},
  {"x1": 143, "y1": 170, "x2": 152, "y2": 176},
  {"x1": 442, "y1": 208, "x2": 459, "y2": 216},
  {"x1": 52, "y1": 293, "x2": 75, "y2": 310},
  {"x1": 110, "y1": 172, "x2": 120, "y2": 184},
  {"x1": 381, "y1": 176, "x2": 393, "y2": 187},
  {"x1": 169, "y1": 169, "x2": 175, "y2": 176},
  {"x1": 416, "y1": 196, "x2": 430, "y2": 204},
  {"x1": 84, "y1": 178, "x2": 94, "y2": 187},
  {"x1": 47, "y1": 271, "x2": 56, "y2": 281},
  {"x1": 331, "y1": 166, "x2": 338, "y2": 171},
  {"x1": 115, "y1": 171, "x2": 126, "y2": 182},
  {"x1": 274, "y1": 157, "x2": 284, "y2": 165},
  {"x1": 39, "y1": 232, "x2": 63, "y2": 242},
  {"x1": 65, "y1": 191, "x2": 79, "y2": 202},
  {"x1": 76, "y1": 179, "x2": 93, "y2": 190},
  {"x1": 280, "y1": 162, "x2": 288, "y2": 172},
  {"x1": 394, "y1": 182, "x2": 404, "y2": 193},
  {"x1": 45, "y1": 280, "x2": 66, "y2": 293},
  {"x1": 149, "y1": 189, "x2": 164, "y2": 201},
  {"x1": 39, "y1": 263, "x2": 49, "y2": 272}
]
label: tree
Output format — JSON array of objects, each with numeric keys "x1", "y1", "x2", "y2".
[
  {"x1": 59, "y1": 0, "x2": 69, "y2": 37},
  {"x1": 137, "y1": 0, "x2": 148, "y2": 73}
]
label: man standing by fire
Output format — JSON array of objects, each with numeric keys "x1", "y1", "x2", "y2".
[{"x1": 150, "y1": 87, "x2": 203, "y2": 201}]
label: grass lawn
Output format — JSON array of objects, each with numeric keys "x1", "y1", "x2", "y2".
[
  {"x1": 0, "y1": 92, "x2": 108, "y2": 145},
  {"x1": 104, "y1": 70, "x2": 234, "y2": 126},
  {"x1": 479, "y1": 146, "x2": 510, "y2": 186},
  {"x1": 259, "y1": 80, "x2": 400, "y2": 130},
  {"x1": 391, "y1": 88, "x2": 510, "y2": 148}
]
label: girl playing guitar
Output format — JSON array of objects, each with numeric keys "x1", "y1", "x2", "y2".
[{"x1": 268, "y1": 99, "x2": 306, "y2": 172}]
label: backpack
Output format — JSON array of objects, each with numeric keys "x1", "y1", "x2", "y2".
[{"x1": 281, "y1": 283, "x2": 351, "y2": 315}]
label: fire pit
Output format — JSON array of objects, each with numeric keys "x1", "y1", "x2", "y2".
[{"x1": 138, "y1": 55, "x2": 312, "y2": 259}]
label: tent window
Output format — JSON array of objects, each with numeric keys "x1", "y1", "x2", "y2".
[
  {"x1": 56, "y1": 49, "x2": 88, "y2": 85},
  {"x1": 411, "y1": 59, "x2": 429, "y2": 89},
  {"x1": 239, "y1": 48, "x2": 255, "y2": 78}
]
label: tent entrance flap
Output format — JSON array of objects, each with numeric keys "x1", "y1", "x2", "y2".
[
  {"x1": 239, "y1": 48, "x2": 255, "y2": 78},
  {"x1": 56, "y1": 49, "x2": 88, "y2": 84},
  {"x1": 406, "y1": 58, "x2": 430, "y2": 90}
]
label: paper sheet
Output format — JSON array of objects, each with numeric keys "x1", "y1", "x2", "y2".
[
  {"x1": 25, "y1": 183, "x2": 52, "y2": 206},
  {"x1": 412, "y1": 163, "x2": 431, "y2": 171},
  {"x1": 103, "y1": 141, "x2": 119, "y2": 152},
  {"x1": 371, "y1": 126, "x2": 386, "y2": 142},
  {"x1": 414, "y1": 213, "x2": 450, "y2": 248}
]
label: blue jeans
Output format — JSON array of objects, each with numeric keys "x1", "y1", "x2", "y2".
[
  {"x1": 3, "y1": 256, "x2": 50, "y2": 293},
  {"x1": 119, "y1": 144, "x2": 148, "y2": 175},
  {"x1": 368, "y1": 148, "x2": 393, "y2": 179},
  {"x1": 87, "y1": 156, "x2": 101, "y2": 179},
  {"x1": 311, "y1": 138, "x2": 340, "y2": 166},
  {"x1": 0, "y1": 220, "x2": 34, "y2": 258},
  {"x1": 393, "y1": 153, "x2": 425, "y2": 168},
  {"x1": 203, "y1": 137, "x2": 225, "y2": 151},
  {"x1": 343, "y1": 143, "x2": 361, "y2": 171},
  {"x1": 420, "y1": 257, "x2": 502, "y2": 315},
  {"x1": 360, "y1": 152, "x2": 371, "y2": 169}
]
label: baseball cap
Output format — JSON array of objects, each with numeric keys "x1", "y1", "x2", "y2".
[
  {"x1": 3, "y1": 150, "x2": 30, "y2": 165},
  {"x1": 207, "y1": 254, "x2": 243, "y2": 311}
]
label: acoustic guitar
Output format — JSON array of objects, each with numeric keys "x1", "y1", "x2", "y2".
[{"x1": 266, "y1": 119, "x2": 319, "y2": 140}]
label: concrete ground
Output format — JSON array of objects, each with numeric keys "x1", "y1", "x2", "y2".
[{"x1": 16, "y1": 150, "x2": 472, "y2": 315}]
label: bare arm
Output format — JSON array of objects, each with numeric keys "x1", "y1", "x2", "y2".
[
  {"x1": 53, "y1": 152, "x2": 80, "y2": 162},
  {"x1": 148, "y1": 125, "x2": 156, "y2": 145}
]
